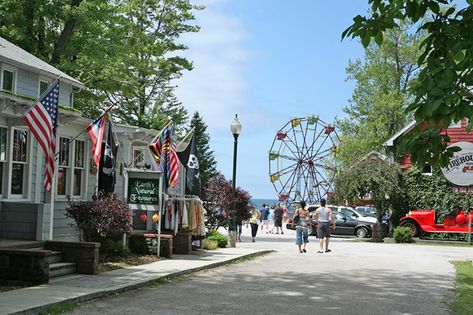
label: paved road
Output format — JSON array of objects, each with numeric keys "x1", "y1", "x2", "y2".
[{"x1": 65, "y1": 226, "x2": 473, "y2": 315}]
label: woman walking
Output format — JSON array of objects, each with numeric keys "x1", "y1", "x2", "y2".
[
  {"x1": 247, "y1": 207, "x2": 261, "y2": 242},
  {"x1": 291, "y1": 201, "x2": 312, "y2": 253}
]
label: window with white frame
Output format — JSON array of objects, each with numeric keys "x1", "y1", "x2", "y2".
[
  {"x1": 11, "y1": 129, "x2": 28, "y2": 195},
  {"x1": 57, "y1": 137, "x2": 70, "y2": 196},
  {"x1": 73, "y1": 140, "x2": 85, "y2": 197},
  {"x1": 0, "y1": 127, "x2": 7, "y2": 195},
  {"x1": 2, "y1": 66, "x2": 16, "y2": 93},
  {"x1": 39, "y1": 79, "x2": 49, "y2": 96},
  {"x1": 422, "y1": 164, "x2": 432, "y2": 175},
  {"x1": 133, "y1": 147, "x2": 145, "y2": 169},
  {"x1": 449, "y1": 119, "x2": 463, "y2": 128}
]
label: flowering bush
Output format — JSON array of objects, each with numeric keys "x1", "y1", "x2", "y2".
[
  {"x1": 202, "y1": 172, "x2": 252, "y2": 231},
  {"x1": 65, "y1": 193, "x2": 132, "y2": 242}
]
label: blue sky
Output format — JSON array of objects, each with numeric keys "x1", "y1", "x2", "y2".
[{"x1": 175, "y1": 0, "x2": 369, "y2": 199}]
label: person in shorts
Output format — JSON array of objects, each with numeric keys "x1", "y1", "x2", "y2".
[
  {"x1": 291, "y1": 200, "x2": 312, "y2": 253},
  {"x1": 273, "y1": 202, "x2": 284, "y2": 234},
  {"x1": 260, "y1": 204, "x2": 270, "y2": 233},
  {"x1": 314, "y1": 198, "x2": 335, "y2": 253}
]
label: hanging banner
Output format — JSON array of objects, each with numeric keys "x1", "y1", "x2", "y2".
[{"x1": 441, "y1": 141, "x2": 473, "y2": 186}]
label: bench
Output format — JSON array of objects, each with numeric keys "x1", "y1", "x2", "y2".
[{"x1": 128, "y1": 232, "x2": 173, "y2": 258}]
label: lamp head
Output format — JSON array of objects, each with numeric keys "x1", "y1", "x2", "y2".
[{"x1": 230, "y1": 114, "x2": 242, "y2": 136}]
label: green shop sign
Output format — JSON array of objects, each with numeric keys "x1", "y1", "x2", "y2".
[{"x1": 128, "y1": 177, "x2": 160, "y2": 205}]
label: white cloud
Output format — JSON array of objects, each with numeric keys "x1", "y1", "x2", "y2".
[{"x1": 175, "y1": 1, "x2": 250, "y2": 132}]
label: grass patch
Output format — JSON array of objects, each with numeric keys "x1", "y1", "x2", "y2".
[
  {"x1": 40, "y1": 302, "x2": 78, "y2": 315},
  {"x1": 450, "y1": 260, "x2": 473, "y2": 315}
]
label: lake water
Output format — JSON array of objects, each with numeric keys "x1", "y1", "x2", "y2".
[{"x1": 251, "y1": 198, "x2": 278, "y2": 209}]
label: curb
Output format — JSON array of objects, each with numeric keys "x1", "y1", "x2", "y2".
[{"x1": 13, "y1": 250, "x2": 274, "y2": 315}]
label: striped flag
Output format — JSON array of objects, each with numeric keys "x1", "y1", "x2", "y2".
[
  {"x1": 168, "y1": 143, "x2": 179, "y2": 188},
  {"x1": 149, "y1": 122, "x2": 179, "y2": 189},
  {"x1": 87, "y1": 113, "x2": 107, "y2": 167},
  {"x1": 23, "y1": 80, "x2": 60, "y2": 192}
]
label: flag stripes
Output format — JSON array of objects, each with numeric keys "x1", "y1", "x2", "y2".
[
  {"x1": 87, "y1": 113, "x2": 107, "y2": 167},
  {"x1": 23, "y1": 80, "x2": 59, "y2": 192},
  {"x1": 149, "y1": 122, "x2": 180, "y2": 189}
]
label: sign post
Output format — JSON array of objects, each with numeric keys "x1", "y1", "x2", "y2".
[{"x1": 126, "y1": 170, "x2": 162, "y2": 257}]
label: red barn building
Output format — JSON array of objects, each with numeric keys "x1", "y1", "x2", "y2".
[{"x1": 385, "y1": 119, "x2": 473, "y2": 170}]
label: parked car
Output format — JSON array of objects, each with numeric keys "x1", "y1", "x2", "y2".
[
  {"x1": 355, "y1": 206, "x2": 391, "y2": 224},
  {"x1": 286, "y1": 208, "x2": 373, "y2": 238},
  {"x1": 354, "y1": 206, "x2": 377, "y2": 217},
  {"x1": 309, "y1": 205, "x2": 378, "y2": 224}
]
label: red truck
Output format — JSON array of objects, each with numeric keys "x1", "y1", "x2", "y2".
[{"x1": 399, "y1": 210, "x2": 473, "y2": 237}]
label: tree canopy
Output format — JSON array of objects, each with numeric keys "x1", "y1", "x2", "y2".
[
  {"x1": 337, "y1": 23, "x2": 422, "y2": 167},
  {"x1": 189, "y1": 112, "x2": 218, "y2": 185},
  {"x1": 343, "y1": 1, "x2": 473, "y2": 168},
  {"x1": 0, "y1": 0, "x2": 202, "y2": 132}
]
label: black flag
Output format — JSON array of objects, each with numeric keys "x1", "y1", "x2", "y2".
[
  {"x1": 185, "y1": 134, "x2": 201, "y2": 197},
  {"x1": 98, "y1": 121, "x2": 118, "y2": 193}
]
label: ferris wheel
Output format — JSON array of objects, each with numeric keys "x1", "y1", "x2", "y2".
[{"x1": 268, "y1": 116, "x2": 340, "y2": 205}]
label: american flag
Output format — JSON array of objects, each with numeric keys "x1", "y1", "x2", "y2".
[
  {"x1": 168, "y1": 142, "x2": 179, "y2": 188},
  {"x1": 23, "y1": 80, "x2": 60, "y2": 192}
]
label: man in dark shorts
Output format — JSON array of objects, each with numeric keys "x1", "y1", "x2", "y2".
[
  {"x1": 314, "y1": 198, "x2": 335, "y2": 253},
  {"x1": 260, "y1": 204, "x2": 270, "y2": 233},
  {"x1": 273, "y1": 202, "x2": 284, "y2": 234}
]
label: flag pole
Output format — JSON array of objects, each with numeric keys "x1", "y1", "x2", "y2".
[
  {"x1": 54, "y1": 100, "x2": 120, "y2": 158},
  {"x1": 176, "y1": 127, "x2": 195, "y2": 150}
]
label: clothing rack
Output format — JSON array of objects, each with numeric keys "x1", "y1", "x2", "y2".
[{"x1": 164, "y1": 194, "x2": 201, "y2": 201}]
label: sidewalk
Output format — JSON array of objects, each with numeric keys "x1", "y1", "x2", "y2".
[{"x1": 0, "y1": 247, "x2": 272, "y2": 315}]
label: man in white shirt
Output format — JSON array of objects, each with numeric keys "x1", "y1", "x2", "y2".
[{"x1": 314, "y1": 198, "x2": 336, "y2": 253}]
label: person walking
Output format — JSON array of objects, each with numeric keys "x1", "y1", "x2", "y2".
[
  {"x1": 236, "y1": 214, "x2": 243, "y2": 242},
  {"x1": 314, "y1": 198, "x2": 335, "y2": 253},
  {"x1": 246, "y1": 207, "x2": 261, "y2": 242},
  {"x1": 268, "y1": 205, "x2": 275, "y2": 233},
  {"x1": 282, "y1": 204, "x2": 289, "y2": 223},
  {"x1": 292, "y1": 200, "x2": 312, "y2": 253},
  {"x1": 273, "y1": 202, "x2": 284, "y2": 234},
  {"x1": 260, "y1": 204, "x2": 270, "y2": 234}
]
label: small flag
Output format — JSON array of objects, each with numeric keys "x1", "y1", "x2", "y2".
[
  {"x1": 98, "y1": 121, "x2": 118, "y2": 193},
  {"x1": 87, "y1": 113, "x2": 107, "y2": 167},
  {"x1": 185, "y1": 134, "x2": 201, "y2": 196},
  {"x1": 23, "y1": 80, "x2": 60, "y2": 192}
]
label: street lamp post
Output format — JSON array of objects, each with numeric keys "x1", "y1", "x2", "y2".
[{"x1": 229, "y1": 114, "x2": 241, "y2": 248}]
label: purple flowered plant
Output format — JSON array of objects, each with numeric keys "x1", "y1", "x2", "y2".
[{"x1": 65, "y1": 192, "x2": 132, "y2": 242}]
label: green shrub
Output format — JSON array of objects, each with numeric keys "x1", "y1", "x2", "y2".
[
  {"x1": 393, "y1": 226, "x2": 414, "y2": 243},
  {"x1": 100, "y1": 238, "x2": 131, "y2": 262},
  {"x1": 202, "y1": 239, "x2": 218, "y2": 250},
  {"x1": 206, "y1": 230, "x2": 228, "y2": 248}
]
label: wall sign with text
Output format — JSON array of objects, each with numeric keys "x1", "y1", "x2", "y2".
[
  {"x1": 441, "y1": 141, "x2": 473, "y2": 186},
  {"x1": 128, "y1": 177, "x2": 160, "y2": 205}
]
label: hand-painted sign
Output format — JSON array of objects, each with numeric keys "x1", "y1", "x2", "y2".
[
  {"x1": 128, "y1": 177, "x2": 160, "y2": 205},
  {"x1": 442, "y1": 141, "x2": 473, "y2": 186}
]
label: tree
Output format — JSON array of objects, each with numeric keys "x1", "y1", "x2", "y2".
[
  {"x1": 189, "y1": 112, "x2": 217, "y2": 184},
  {"x1": 343, "y1": 1, "x2": 473, "y2": 168},
  {"x1": 202, "y1": 173, "x2": 251, "y2": 231},
  {"x1": 332, "y1": 158, "x2": 406, "y2": 241},
  {"x1": 337, "y1": 23, "x2": 422, "y2": 167},
  {"x1": 0, "y1": 0, "x2": 200, "y2": 131}
]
